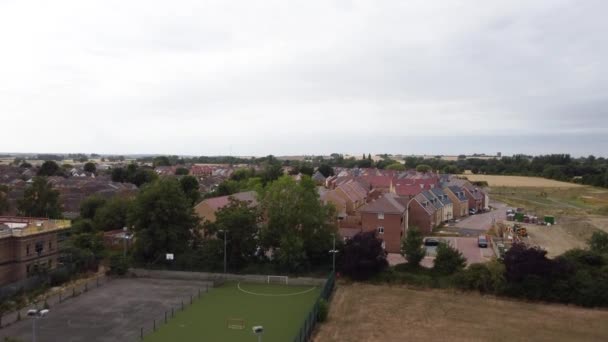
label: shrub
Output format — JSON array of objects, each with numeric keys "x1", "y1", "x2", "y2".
[
  {"x1": 340, "y1": 232, "x2": 388, "y2": 280},
  {"x1": 108, "y1": 253, "x2": 130, "y2": 276},
  {"x1": 49, "y1": 267, "x2": 71, "y2": 287},
  {"x1": 317, "y1": 299, "x2": 329, "y2": 322},
  {"x1": 433, "y1": 242, "x2": 466, "y2": 275},
  {"x1": 455, "y1": 261, "x2": 505, "y2": 294},
  {"x1": 401, "y1": 227, "x2": 425, "y2": 267}
]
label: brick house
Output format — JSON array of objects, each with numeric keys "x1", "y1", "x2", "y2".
[
  {"x1": 444, "y1": 186, "x2": 469, "y2": 218},
  {"x1": 430, "y1": 188, "x2": 453, "y2": 222},
  {"x1": 408, "y1": 192, "x2": 438, "y2": 234},
  {"x1": 334, "y1": 181, "x2": 367, "y2": 215},
  {"x1": 194, "y1": 191, "x2": 258, "y2": 223},
  {"x1": 359, "y1": 193, "x2": 407, "y2": 253},
  {"x1": 463, "y1": 184, "x2": 484, "y2": 212},
  {"x1": 0, "y1": 217, "x2": 71, "y2": 286}
]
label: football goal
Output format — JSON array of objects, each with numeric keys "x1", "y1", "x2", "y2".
[
  {"x1": 267, "y1": 275, "x2": 289, "y2": 285},
  {"x1": 226, "y1": 318, "x2": 246, "y2": 330}
]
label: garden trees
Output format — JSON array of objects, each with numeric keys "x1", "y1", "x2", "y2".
[
  {"x1": 261, "y1": 175, "x2": 337, "y2": 271},
  {"x1": 340, "y1": 231, "x2": 388, "y2": 280},
  {"x1": 416, "y1": 164, "x2": 432, "y2": 173},
  {"x1": 202, "y1": 198, "x2": 260, "y2": 271},
  {"x1": 386, "y1": 163, "x2": 406, "y2": 171},
  {"x1": 589, "y1": 231, "x2": 608, "y2": 254},
  {"x1": 317, "y1": 164, "x2": 334, "y2": 178},
  {"x1": 93, "y1": 197, "x2": 132, "y2": 231},
  {"x1": 0, "y1": 185, "x2": 9, "y2": 215},
  {"x1": 401, "y1": 227, "x2": 425, "y2": 267},
  {"x1": 17, "y1": 177, "x2": 62, "y2": 218},
  {"x1": 130, "y1": 179, "x2": 200, "y2": 264},
  {"x1": 180, "y1": 175, "x2": 200, "y2": 205},
  {"x1": 175, "y1": 167, "x2": 189, "y2": 175},
  {"x1": 37, "y1": 161, "x2": 59, "y2": 176},
  {"x1": 79, "y1": 196, "x2": 107, "y2": 220},
  {"x1": 83, "y1": 162, "x2": 96, "y2": 174},
  {"x1": 66, "y1": 218, "x2": 105, "y2": 272},
  {"x1": 433, "y1": 242, "x2": 466, "y2": 275}
]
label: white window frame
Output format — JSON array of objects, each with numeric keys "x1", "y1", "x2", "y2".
[
  {"x1": 377, "y1": 212, "x2": 384, "y2": 220},
  {"x1": 377, "y1": 226, "x2": 384, "y2": 234}
]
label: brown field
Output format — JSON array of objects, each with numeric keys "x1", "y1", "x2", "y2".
[
  {"x1": 464, "y1": 174, "x2": 583, "y2": 188},
  {"x1": 314, "y1": 283, "x2": 608, "y2": 342}
]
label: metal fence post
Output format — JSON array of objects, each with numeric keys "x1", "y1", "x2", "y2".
[
  {"x1": 153, "y1": 319, "x2": 156, "y2": 331},
  {"x1": 190, "y1": 295, "x2": 193, "y2": 304},
  {"x1": 181, "y1": 300, "x2": 184, "y2": 310},
  {"x1": 172, "y1": 308, "x2": 174, "y2": 317},
  {"x1": 165, "y1": 311, "x2": 167, "y2": 324},
  {"x1": 140, "y1": 327, "x2": 143, "y2": 340}
]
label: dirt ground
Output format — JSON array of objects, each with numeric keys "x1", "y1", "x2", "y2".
[
  {"x1": 314, "y1": 283, "x2": 608, "y2": 342},
  {"x1": 464, "y1": 175, "x2": 583, "y2": 188}
]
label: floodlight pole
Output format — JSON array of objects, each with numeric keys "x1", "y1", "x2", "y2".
[
  {"x1": 332, "y1": 234, "x2": 336, "y2": 272},
  {"x1": 329, "y1": 234, "x2": 338, "y2": 272},
  {"x1": 220, "y1": 230, "x2": 228, "y2": 273}
]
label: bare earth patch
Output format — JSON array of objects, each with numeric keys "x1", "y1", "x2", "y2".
[
  {"x1": 464, "y1": 175, "x2": 583, "y2": 188},
  {"x1": 314, "y1": 283, "x2": 608, "y2": 342}
]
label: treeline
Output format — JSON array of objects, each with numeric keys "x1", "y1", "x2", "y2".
[{"x1": 350, "y1": 227, "x2": 608, "y2": 308}]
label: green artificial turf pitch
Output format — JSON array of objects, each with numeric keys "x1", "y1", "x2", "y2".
[{"x1": 144, "y1": 281, "x2": 321, "y2": 342}]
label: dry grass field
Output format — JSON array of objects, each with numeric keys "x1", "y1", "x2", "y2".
[
  {"x1": 464, "y1": 174, "x2": 583, "y2": 188},
  {"x1": 314, "y1": 283, "x2": 608, "y2": 342}
]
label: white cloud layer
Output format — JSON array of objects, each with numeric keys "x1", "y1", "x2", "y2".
[{"x1": 1, "y1": 0, "x2": 607, "y2": 156}]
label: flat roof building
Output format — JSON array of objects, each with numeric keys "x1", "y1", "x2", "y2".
[{"x1": 0, "y1": 216, "x2": 71, "y2": 287}]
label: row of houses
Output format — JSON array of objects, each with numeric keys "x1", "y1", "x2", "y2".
[{"x1": 191, "y1": 167, "x2": 489, "y2": 255}]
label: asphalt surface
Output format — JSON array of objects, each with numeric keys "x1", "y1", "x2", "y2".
[{"x1": 0, "y1": 278, "x2": 211, "y2": 342}]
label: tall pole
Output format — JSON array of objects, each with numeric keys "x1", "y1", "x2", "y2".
[
  {"x1": 332, "y1": 234, "x2": 336, "y2": 272},
  {"x1": 223, "y1": 230, "x2": 227, "y2": 274},
  {"x1": 123, "y1": 227, "x2": 127, "y2": 257},
  {"x1": 32, "y1": 316, "x2": 37, "y2": 342}
]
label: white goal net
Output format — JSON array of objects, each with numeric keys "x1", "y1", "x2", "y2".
[{"x1": 267, "y1": 275, "x2": 289, "y2": 285}]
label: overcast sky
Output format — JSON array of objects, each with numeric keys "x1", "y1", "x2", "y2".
[{"x1": 1, "y1": 0, "x2": 607, "y2": 157}]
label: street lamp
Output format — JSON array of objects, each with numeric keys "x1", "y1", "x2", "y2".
[
  {"x1": 218, "y1": 230, "x2": 228, "y2": 273},
  {"x1": 329, "y1": 234, "x2": 339, "y2": 272},
  {"x1": 27, "y1": 308, "x2": 49, "y2": 342},
  {"x1": 253, "y1": 325, "x2": 264, "y2": 342}
]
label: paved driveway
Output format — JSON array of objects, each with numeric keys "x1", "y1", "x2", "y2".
[{"x1": 450, "y1": 201, "x2": 508, "y2": 234}]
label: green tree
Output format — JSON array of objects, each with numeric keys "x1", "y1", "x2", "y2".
[
  {"x1": 340, "y1": 231, "x2": 388, "y2": 280},
  {"x1": 317, "y1": 164, "x2": 334, "y2": 178},
  {"x1": 416, "y1": 164, "x2": 432, "y2": 173},
  {"x1": 434, "y1": 242, "x2": 466, "y2": 275},
  {"x1": 37, "y1": 161, "x2": 59, "y2": 176},
  {"x1": 93, "y1": 197, "x2": 132, "y2": 231},
  {"x1": 401, "y1": 227, "x2": 425, "y2": 267},
  {"x1": 17, "y1": 177, "x2": 61, "y2": 218},
  {"x1": 0, "y1": 185, "x2": 9, "y2": 215},
  {"x1": 130, "y1": 179, "x2": 200, "y2": 263},
  {"x1": 275, "y1": 235, "x2": 307, "y2": 272},
  {"x1": 262, "y1": 176, "x2": 337, "y2": 270},
  {"x1": 153, "y1": 156, "x2": 171, "y2": 167},
  {"x1": 386, "y1": 163, "x2": 406, "y2": 171},
  {"x1": 175, "y1": 167, "x2": 189, "y2": 175},
  {"x1": 83, "y1": 162, "x2": 96, "y2": 174},
  {"x1": 203, "y1": 198, "x2": 260, "y2": 271},
  {"x1": 179, "y1": 175, "x2": 200, "y2": 205},
  {"x1": 589, "y1": 231, "x2": 608, "y2": 254},
  {"x1": 79, "y1": 196, "x2": 107, "y2": 220},
  {"x1": 66, "y1": 219, "x2": 105, "y2": 272}
]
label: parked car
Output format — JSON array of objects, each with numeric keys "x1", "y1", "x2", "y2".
[
  {"x1": 424, "y1": 238, "x2": 440, "y2": 246},
  {"x1": 469, "y1": 208, "x2": 477, "y2": 215},
  {"x1": 478, "y1": 235, "x2": 488, "y2": 248}
]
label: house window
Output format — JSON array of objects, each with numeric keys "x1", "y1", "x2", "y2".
[
  {"x1": 35, "y1": 241, "x2": 44, "y2": 255},
  {"x1": 377, "y1": 227, "x2": 384, "y2": 234},
  {"x1": 377, "y1": 213, "x2": 384, "y2": 220}
]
